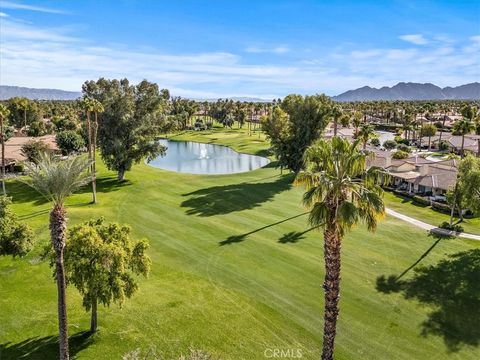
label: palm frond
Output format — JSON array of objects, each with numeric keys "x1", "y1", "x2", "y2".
[{"x1": 23, "y1": 152, "x2": 92, "y2": 205}]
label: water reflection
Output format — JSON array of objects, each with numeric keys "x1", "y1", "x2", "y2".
[{"x1": 148, "y1": 139, "x2": 270, "y2": 174}]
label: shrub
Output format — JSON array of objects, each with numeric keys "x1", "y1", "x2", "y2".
[
  {"x1": 383, "y1": 139, "x2": 397, "y2": 150},
  {"x1": 412, "y1": 195, "x2": 430, "y2": 206},
  {"x1": 0, "y1": 196, "x2": 34, "y2": 257},
  {"x1": 431, "y1": 201, "x2": 452, "y2": 214},
  {"x1": 21, "y1": 140, "x2": 50, "y2": 164},
  {"x1": 56, "y1": 130, "x2": 85, "y2": 155},
  {"x1": 396, "y1": 143, "x2": 411, "y2": 152},
  {"x1": 13, "y1": 164, "x2": 24, "y2": 172},
  {"x1": 370, "y1": 138, "x2": 380, "y2": 146},
  {"x1": 439, "y1": 221, "x2": 464, "y2": 233},
  {"x1": 392, "y1": 150, "x2": 409, "y2": 159},
  {"x1": 438, "y1": 140, "x2": 450, "y2": 151}
]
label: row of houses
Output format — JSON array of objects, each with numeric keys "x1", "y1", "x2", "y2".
[
  {"x1": 418, "y1": 132, "x2": 480, "y2": 155},
  {"x1": 324, "y1": 124, "x2": 459, "y2": 198},
  {"x1": 368, "y1": 150, "x2": 457, "y2": 199}
]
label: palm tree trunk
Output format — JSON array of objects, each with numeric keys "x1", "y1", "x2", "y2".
[
  {"x1": 86, "y1": 111, "x2": 92, "y2": 167},
  {"x1": 1, "y1": 117, "x2": 5, "y2": 195},
  {"x1": 91, "y1": 113, "x2": 98, "y2": 204},
  {"x1": 50, "y1": 204, "x2": 70, "y2": 360},
  {"x1": 23, "y1": 109, "x2": 27, "y2": 130},
  {"x1": 461, "y1": 135, "x2": 465, "y2": 158},
  {"x1": 321, "y1": 218, "x2": 342, "y2": 360},
  {"x1": 90, "y1": 299, "x2": 98, "y2": 333},
  {"x1": 333, "y1": 117, "x2": 338, "y2": 136}
]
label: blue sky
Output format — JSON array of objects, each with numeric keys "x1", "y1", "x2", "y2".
[{"x1": 0, "y1": 0, "x2": 479, "y2": 98}]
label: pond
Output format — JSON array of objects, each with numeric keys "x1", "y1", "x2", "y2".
[{"x1": 148, "y1": 139, "x2": 270, "y2": 174}]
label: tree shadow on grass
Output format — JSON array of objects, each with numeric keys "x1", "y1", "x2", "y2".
[
  {"x1": 7, "y1": 176, "x2": 131, "y2": 206},
  {"x1": 278, "y1": 227, "x2": 318, "y2": 244},
  {"x1": 219, "y1": 212, "x2": 308, "y2": 246},
  {"x1": 182, "y1": 174, "x2": 294, "y2": 217},
  {"x1": 74, "y1": 177, "x2": 132, "y2": 196},
  {"x1": 376, "y1": 236, "x2": 480, "y2": 352},
  {"x1": 0, "y1": 331, "x2": 93, "y2": 359}
]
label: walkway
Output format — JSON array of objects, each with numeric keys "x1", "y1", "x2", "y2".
[{"x1": 385, "y1": 208, "x2": 480, "y2": 241}]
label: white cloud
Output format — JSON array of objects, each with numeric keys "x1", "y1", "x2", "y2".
[
  {"x1": 399, "y1": 34, "x2": 429, "y2": 45},
  {"x1": 1, "y1": 16, "x2": 479, "y2": 97},
  {"x1": 0, "y1": 12, "x2": 8, "y2": 17},
  {"x1": 0, "y1": 1, "x2": 66, "y2": 14},
  {"x1": 245, "y1": 45, "x2": 290, "y2": 54}
]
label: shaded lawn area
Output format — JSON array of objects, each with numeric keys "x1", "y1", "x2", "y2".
[
  {"x1": 383, "y1": 191, "x2": 480, "y2": 235},
  {"x1": 1, "y1": 128, "x2": 479, "y2": 360}
]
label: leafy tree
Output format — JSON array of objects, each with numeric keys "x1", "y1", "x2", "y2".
[
  {"x1": 54, "y1": 218, "x2": 151, "y2": 333},
  {"x1": 0, "y1": 196, "x2": 34, "y2": 257},
  {"x1": 24, "y1": 153, "x2": 92, "y2": 360},
  {"x1": 21, "y1": 140, "x2": 51, "y2": 164},
  {"x1": 457, "y1": 155, "x2": 480, "y2": 215},
  {"x1": 262, "y1": 94, "x2": 333, "y2": 172},
  {"x1": 82, "y1": 78, "x2": 168, "y2": 181},
  {"x1": 56, "y1": 130, "x2": 85, "y2": 155},
  {"x1": 383, "y1": 139, "x2": 397, "y2": 150},
  {"x1": 295, "y1": 137, "x2": 385, "y2": 360},
  {"x1": 170, "y1": 97, "x2": 198, "y2": 129}
]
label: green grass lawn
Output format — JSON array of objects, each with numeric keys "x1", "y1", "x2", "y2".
[
  {"x1": 383, "y1": 192, "x2": 480, "y2": 235},
  {"x1": 1, "y1": 128, "x2": 479, "y2": 359}
]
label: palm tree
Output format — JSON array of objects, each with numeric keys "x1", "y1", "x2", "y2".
[
  {"x1": 453, "y1": 119, "x2": 475, "y2": 157},
  {"x1": 18, "y1": 98, "x2": 29, "y2": 131},
  {"x1": 295, "y1": 137, "x2": 385, "y2": 360},
  {"x1": 0, "y1": 104, "x2": 10, "y2": 195},
  {"x1": 81, "y1": 97, "x2": 95, "y2": 201},
  {"x1": 351, "y1": 111, "x2": 363, "y2": 137},
  {"x1": 331, "y1": 105, "x2": 343, "y2": 136},
  {"x1": 357, "y1": 123, "x2": 375, "y2": 150},
  {"x1": 24, "y1": 153, "x2": 92, "y2": 360},
  {"x1": 90, "y1": 99, "x2": 104, "y2": 204}
]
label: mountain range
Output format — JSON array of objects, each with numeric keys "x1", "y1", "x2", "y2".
[
  {"x1": 0, "y1": 86, "x2": 81, "y2": 101},
  {"x1": 1, "y1": 82, "x2": 479, "y2": 102},
  {"x1": 332, "y1": 82, "x2": 480, "y2": 101}
]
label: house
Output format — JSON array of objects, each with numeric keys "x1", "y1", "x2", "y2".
[
  {"x1": 368, "y1": 150, "x2": 458, "y2": 196},
  {"x1": 426, "y1": 134, "x2": 480, "y2": 155},
  {"x1": 3, "y1": 135, "x2": 58, "y2": 171}
]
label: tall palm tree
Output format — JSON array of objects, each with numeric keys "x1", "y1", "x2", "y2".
[
  {"x1": 351, "y1": 111, "x2": 363, "y2": 137},
  {"x1": 295, "y1": 137, "x2": 385, "y2": 360},
  {"x1": 24, "y1": 153, "x2": 92, "y2": 360},
  {"x1": 90, "y1": 99, "x2": 104, "y2": 204},
  {"x1": 357, "y1": 123, "x2": 375, "y2": 150},
  {"x1": 453, "y1": 119, "x2": 475, "y2": 157},
  {"x1": 331, "y1": 105, "x2": 343, "y2": 136},
  {"x1": 81, "y1": 97, "x2": 95, "y2": 201},
  {"x1": 0, "y1": 104, "x2": 10, "y2": 195},
  {"x1": 18, "y1": 98, "x2": 29, "y2": 131}
]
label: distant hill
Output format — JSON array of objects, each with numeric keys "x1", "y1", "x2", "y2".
[
  {"x1": 0, "y1": 85, "x2": 81, "y2": 100},
  {"x1": 332, "y1": 82, "x2": 480, "y2": 101}
]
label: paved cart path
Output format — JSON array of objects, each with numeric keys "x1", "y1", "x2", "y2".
[{"x1": 386, "y1": 208, "x2": 480, "y2": 241}]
